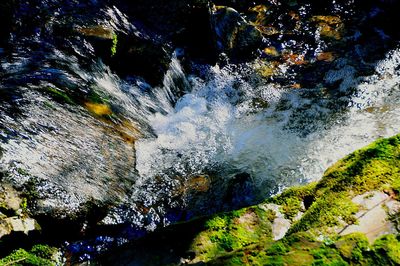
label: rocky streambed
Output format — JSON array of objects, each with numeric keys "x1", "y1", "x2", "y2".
[
  {"x1": 0, "y1": 0, "x2": 399, "y2": 264},
  {"x1": 96, "y1": 134, "x2": 400, "y2": 265}
]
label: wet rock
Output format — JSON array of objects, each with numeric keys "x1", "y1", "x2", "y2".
[
  {"x1": 0, "y1": 185, "x2": 40, "y2": 240},
  {"x1": 310, "y1": 15, "x2": 344, "y2": 41},
  {"x1": 77, "y1": 26, "x2": 115, "y2": 40},
  {"x1": 224, "y1": 172, "x2": 256, "y2": 207},
  {"x1": 108, "y1": 34, "x2": 172, "y2": 86},
  {"x1": 212, "y1": 6, "x2": 263, "y2": 60},
  {"x1": 115, "y1": 0, "x2": 216, "y2": 63},
  {"x1": 76, "y1": 24, "x2": 172, "y2": 85},
  {"x1": 76, "y1": 25, "x2": 117, "y2": 59}
]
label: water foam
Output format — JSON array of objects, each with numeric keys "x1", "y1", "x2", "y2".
[{"x1": 135, "y1": 49, "x2": 400, "y2": 199}]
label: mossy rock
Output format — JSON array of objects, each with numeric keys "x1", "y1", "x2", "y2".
[
  {"x1": 289, "y1": 134, "x2": 400, "y2": 235},
  {"x1": 372, "y1": 234, "x2": 400, "y2": 265},
  {"x1": 189, "y1": 206, "x2": 273, "y2": 262},
  {"x1": 0, "y1": 245, "x2": 59, "y2": 266},
  {"x1": 187, "y1": 134, "x2": 400, "y2": 264},
  {"x1": 335, "y1": 233, "x2": 370, "y2": 262}
]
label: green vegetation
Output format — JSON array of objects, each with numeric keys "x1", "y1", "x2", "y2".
[
  {"x1": 86, "y1": 89, "x2": 110, "y2": 105},
  {"x1": 20, "y1": 198, "x2": 28, "y2": 213},
  {"x1": 203, "y1": 232, "x2": 400, "y2": 266},
  {"x1": 111, "y1": 33, "x2": 118, "y2": 57},
  {"x1": 269, "y1": 182, "x2": 316, "y2": 220},
  {"x1": 334, "y1": 233, "x2": 370, "y2": 263},
  {"x1": 190, "y1": 207, "x2": 273, "y2": 262},
  {"x1": 44, "y1": 87, "x2": 75, "y2": 105},
  {"x1": 372, "y1": 234, "x2": 400, "y2": 265},
  {"x1": 0, "y1": 245, "x2": 58, "y2": 266},
  {"x1": 188, "y1": 134, "x2": 400, "y2": 265},
  {"x1": 289, "y1": 134, "x2": 400, "y2": 235}
]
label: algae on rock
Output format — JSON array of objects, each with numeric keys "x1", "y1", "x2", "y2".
[{"x1": 185, "y1": 134, "x2": 400, "y2": 265}]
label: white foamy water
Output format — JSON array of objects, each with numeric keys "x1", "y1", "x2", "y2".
[{"x1": 135, "y1": 48, "x2": 400, "y2": 197}]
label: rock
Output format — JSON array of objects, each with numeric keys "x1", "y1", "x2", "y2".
[
  {"x1": 0, "y1": 185, "x2": 22, "y2": 213},
  {"x1": 77, "y1": 26, "x2": 115, "y2": 40},
  {"x1": 338, "y1": 191, "x2": 399, "y2": 242},
  {"x1": 6, "y1": 217, "x2": 40, "y2": 234},
  {"x1": 115, "y1": 0, "x2": 216, "y2": 63},
  {"x1": 77, "y1": 25, "x2": 179, "y2": 87},
  {"x1": 0, "y1": 217, "x2": 40, "y2": 238},
  {"x1": 260, "y1": 203, "x2": 292, "y2": 240},
  {"x1": 316, "y1": 51, "x2": 336, "y2": 62},
  {"x1": 263, "y1": 46, "x2": 279, "y2": 57},
  {"x1": 108, "y1": 33, "x2": 172, "y2": 86},
  {"x1": 76, "y1": 25, "x2": 117, "y2": 59},
  {"x1": 212, "y1": 6, "x2": 263, "y2": 60},
  {"x1": 212, "y1": 0, "x2": 261, "y2": 12},
  {"x1": 310, "y1": 15, "x2": 344, "y2": 40},
  {"x1": 76, "y1": 25, "x2": 172, "y2": 85}
]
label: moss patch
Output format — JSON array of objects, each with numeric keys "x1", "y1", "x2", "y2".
[
  {"x1": 44, "y1": 87, "x2": 75, "y2": 105},
  {"x1": 111, "y1": 33, "x2": 118, "y2": 57},
  {"x1": 190, "y1": 207, "x2": 273, "y2": 263},
  {"x1": 0, "y1": 245, "x2": 58, "y2": 266},
  {"x1": 188, "y1": 134, "x2": 400, "y2": 265},
  {"x1": 268, "y1": 182, "x2": 316, "y2": 220},
  {"x1": 289, "y1": 134, "x2": 400, "y2": 235}
]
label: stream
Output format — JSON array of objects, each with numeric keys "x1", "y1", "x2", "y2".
[{"x1": 0, "y1": 0, "x2": 399, "y2": 261}]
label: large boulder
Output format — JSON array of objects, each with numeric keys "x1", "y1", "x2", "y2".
[
  {"x1": 114, "y1": 0, "x2": 217, "y2": 63},
  {"x1": 212, "y1": 6, "x2": 263, "y2": 61},
  {"x1": 76, "y1": 25, "x2": 172, "y2": 86}
]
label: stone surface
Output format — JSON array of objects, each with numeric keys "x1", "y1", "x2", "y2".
[
  {"x1": 0, "y1": 217, "x2": 40, "y2": 238},
  {"x1": 338, "y1": 191, "x2": 399, "y2": 242},
  {"x1": 260, "y1": 203, "x2": 292, "y2": 240},
  {"x1": 212, "y1": 6, "x2": 262, "y2": 60}
]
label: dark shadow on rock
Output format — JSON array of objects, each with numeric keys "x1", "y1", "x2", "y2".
[{"x1": 94, "y1": 217, "x2": 209, "y2": 266}]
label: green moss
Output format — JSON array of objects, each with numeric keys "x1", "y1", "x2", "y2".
[
  {"x1": 219, "y1": 233, "x2": 237, "y2": 251},
  {"x1": 190, "y1": 207, "x2": 273, "y2": 262},
  {"x1": 269, "y1": 182, "x2": 317, "y2": 220},
  {"x1": 16, "y1": 168, "x2": 29, "y2": 176},
  {"x1": 227, "y1": 256, "x2": 244, "y2": 265},
  {"x1": 86, "y1": 89, "x2": 111, "y2": 105},
  {"x1": 283, "y1": 231, "x2": 317, "y2": 246},
  {"x1": 288, "y1": 193, "x2": 358, "y2": 234},
  {"x1": 22, "y1": 179, "x2": 40, "y2": 206},
  {"x1": 334, "y1": 233, "x2": 370, "y2": 263},
  {"x1": 45, "y1": 87, "x2": 75, "y2": 105},
  {"x1": 30, "y1": 245, "x2": 58, "y2": 261},
  {"x1": 205, "y1": 216, "x2": 228, "y2": 231},
  {"x1": 20, "y1": 198, "x2": 28, "y2": 212},
  {"x1": 266, "y1": 242, "x2": 288, "y2": 255},
  {"x1": 271, "y1": 182, "x2": 317, "y2": 205},
  {"x1": 391, "y1": 178, "x2": 400, "y2": 199},
  {"x1": 0, "y1": 245, "x2": 58, "y2": 266},
  {"x1": 188, "y1": 134, "x2": 400, "y2": 265},
  {"x1": 317, "y1": 135, "x2": 400, "y2": 195},
  {"x1": 288, "y1": 134, "x2": 400, "y2": 235},
  {"x1": 111, "y1": 33, "x2": 118, "y2": 56},
  {"x1": 372, "y1": 234, "x2": 400, "y2": 265},
  {"x1": 264, "y1": 256, "x2": 285, "y2": 266}
]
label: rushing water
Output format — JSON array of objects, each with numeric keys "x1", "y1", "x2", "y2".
[
  {"x1": 0, "y1": 0, "x2": 400, "y2": 258},
  {"x1": 135, "y1": 49, "x2": 400, "y2": 206}
]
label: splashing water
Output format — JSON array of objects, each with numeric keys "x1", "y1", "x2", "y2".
[
  {"x1": 134, "y1": 48, "x2": 400, "y2": 207},
  {"x1": 0, "y1": 1, "x2": 399, "y2": 238}
]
